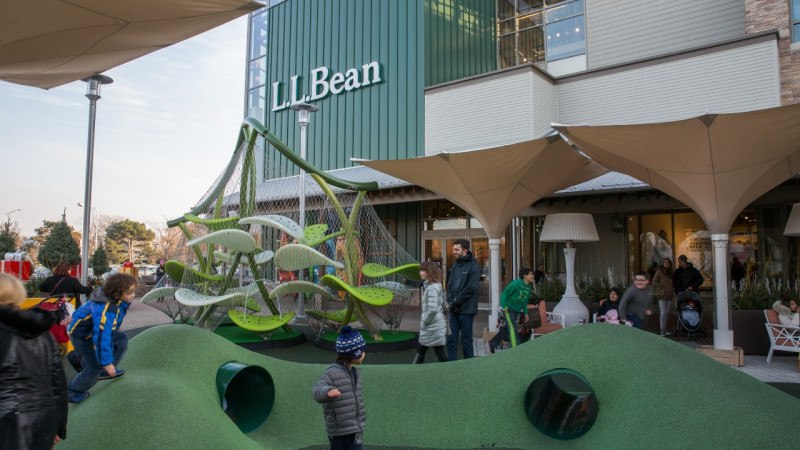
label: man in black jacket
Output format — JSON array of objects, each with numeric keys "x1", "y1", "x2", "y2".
[
  {"x1": 673, "y1": 254, "x2": 704, "y2": 295},
  {"x1": 446, "y1": 239, "x2": 481, "y2": 361}
]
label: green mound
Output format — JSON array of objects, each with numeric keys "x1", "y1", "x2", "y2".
[{"x1": 61, "y1": 324, "x2": 800, "y2": 449}]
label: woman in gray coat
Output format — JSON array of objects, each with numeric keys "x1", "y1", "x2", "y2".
[{"x1": 412, "y1": 261, "x2": 447, "y2": 363}]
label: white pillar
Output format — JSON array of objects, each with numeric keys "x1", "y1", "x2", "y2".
[
  {"x1": 488, "y1": 238, "x2": 501, "y2": 332},
  {"x1": 552, "y1": 243, "x2": 589, "y2": 327},
  {"x1": 711, "y1": 233, "x2": 734, "y2": 350}
]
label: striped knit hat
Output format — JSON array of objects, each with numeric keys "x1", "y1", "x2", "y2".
[{"x1": 335, "y1": 326, "x2": 366, "y2": 359}]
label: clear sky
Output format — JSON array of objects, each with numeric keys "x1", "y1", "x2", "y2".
[{"x1": 0, "y1": 17, "x2": 249, "y2": 238}]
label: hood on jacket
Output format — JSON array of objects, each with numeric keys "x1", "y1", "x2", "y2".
[
  {"x1": 0, "y1": 304, "x2": 55, "y2": 338},
  {"x1": 89, "y1": 286, "x2": 114, "y2": 304},
  {"x1": 456, "y1": 250, "x2": 477, "y2": 265},
  {"x1": 772, "y1": 300, "x2": 792, "y2": 316}
]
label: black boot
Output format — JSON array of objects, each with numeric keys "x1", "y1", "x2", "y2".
[{"x1": 412, "y1": 353, "x2": 424, "y2": 364}]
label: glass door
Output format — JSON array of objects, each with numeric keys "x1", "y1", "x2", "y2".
[
  {"x1": 423, "y1": 235, "x2": 502, "y2": 305},
  {"x1": 423, "y1": 237, "x2": 460, "y2": 288}
]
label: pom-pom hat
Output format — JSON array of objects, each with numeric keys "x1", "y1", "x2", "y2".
[{"x1": 336, "y1": 326, "x2": 366, "y2": 358}]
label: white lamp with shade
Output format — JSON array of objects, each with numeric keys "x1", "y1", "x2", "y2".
[
  {"x1": 784, "y1": 202, "x2": 800, "y2": 236},
  {"x1": 539, "y1": 213, "x2": 599, "y2": 327}
]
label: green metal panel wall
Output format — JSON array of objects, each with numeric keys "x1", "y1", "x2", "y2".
[
  {"x1": 373, "y1": 202, "x2": 422, "y2": 262},
  {"x1": 424, "y1": 0, "x2": 497, "y2": 87},
  {"x1": 261, "y1": 0, "x2": 425, "y2": 179}
]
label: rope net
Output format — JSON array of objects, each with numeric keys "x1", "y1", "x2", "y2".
[{"x1": 155, "y1": 130, "x2": 419, "y2": 338}]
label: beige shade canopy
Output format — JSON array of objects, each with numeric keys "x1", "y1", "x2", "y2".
[
  {"x1": 554, "y1": 103, "x2": 800, "y2": 234},
  {"x1": 355, "y1": 136, "x2": 607, "y2": 239},
  {"x1": 0, "y1": 0, "x2": 261, "y2": 89}
]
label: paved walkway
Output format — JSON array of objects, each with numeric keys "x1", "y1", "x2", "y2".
[{"x1": 123, "y1": 297, "x2": 800, "y2": 384}]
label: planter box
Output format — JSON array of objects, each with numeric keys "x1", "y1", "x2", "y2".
[
  {"x1": 697, "y1": 345, "x2": 744, "y2": 366},
  {"x1": 732, "y1": 309, "x2": 770, "y2": 355}
]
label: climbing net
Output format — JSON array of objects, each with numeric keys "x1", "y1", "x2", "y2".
[{"x1": 152, "y1": 125, "x2": 419, "y2": 337}]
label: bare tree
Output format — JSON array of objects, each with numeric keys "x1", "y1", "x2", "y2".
[{"x1": 148, "y1": 219, "x2": 184, "y2": 262}]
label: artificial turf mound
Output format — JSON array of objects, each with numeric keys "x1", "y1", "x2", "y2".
[{"x1": 61, "y1": 324, "x2": 800, "y2": 449}]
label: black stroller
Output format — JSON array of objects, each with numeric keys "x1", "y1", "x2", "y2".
[{"x1": 674, "y1": 291, "x2": 705, "y2": 339}]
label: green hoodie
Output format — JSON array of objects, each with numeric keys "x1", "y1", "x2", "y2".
[{"x1": 500, "y1": 278, "x2": 531, "y2": 314}]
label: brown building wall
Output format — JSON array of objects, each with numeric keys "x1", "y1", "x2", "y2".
[{"x1": 745, "y1": 0, "x2": 800, "y2": 104}]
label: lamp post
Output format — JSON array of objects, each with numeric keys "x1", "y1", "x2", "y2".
[
  {"x1": 290, "y1": 102, "x2": 319, "y2": 320},
  {"x1": 80, "y1": 74, "x2": 113, "y2": 286},
  {"x1": 540, "y1": 213, "x2": 599, "y2": 327},
  {"x1": 5, "y1": 209, "x2": 20, "y2": 223}
]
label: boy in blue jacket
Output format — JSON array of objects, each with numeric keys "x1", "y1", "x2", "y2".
[{"x1": 67, "y1": 273, "x2": 136, "y2": 403}]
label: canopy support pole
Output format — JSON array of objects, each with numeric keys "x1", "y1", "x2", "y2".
[
  {"x1": 489, "y1": 238, "x2": 502, "y2": 332},
  {"x1": 711, "y1": 233, "x2": 734, "y2": 350}
]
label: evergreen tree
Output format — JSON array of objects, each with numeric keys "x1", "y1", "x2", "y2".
[
  {"x1": 104, "y1": 239, "x2": 127, "y2": 265},
  {"x1": 90, "y1": 244, "x2": 110, "y2": 275},
  {"x1": 0, "y1": 219, "x2": 18, "y2": 254},
  {"x1": 106, "y1": 219, "x2": 155, "y2": 263},
  {"x1": 38, "y1": 214, "x2": 81, "y2": 268}
]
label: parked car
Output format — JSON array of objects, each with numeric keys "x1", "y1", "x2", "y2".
[
  {"x1": 138, "y1": 265, "x2": 158, "y2": 278},
  {"x1": 33, "y1": 266, "x2": 51, "y2": 278}
]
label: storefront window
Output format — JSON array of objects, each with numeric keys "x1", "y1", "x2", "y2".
[{"x1": 496, "y1": 0, "x2": 584, "y2": 69}]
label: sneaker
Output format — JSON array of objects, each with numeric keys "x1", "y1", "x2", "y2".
[
  {"x1": 98, "y1": 369, "x2": 125, "y2": 380},
  {"x1": 68, "y1": 392, "x2": 90, "y2": 404},
  {"x1": 660, "y1": 332, "x2": 666, "y2": 337},
  {"x1": 664, "y1": 331, "x2": 672, "y2": 336}
]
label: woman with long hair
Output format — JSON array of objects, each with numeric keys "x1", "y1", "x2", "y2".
[
  {"x1": 412, "y1": 261, "x2": 447, "y2": 363},
  {"x1": 652, "y1": 257, "x2": 675, "y2": 336},
  {"x1": 38, "y1": 261, "x2": 93, "y2": 306}
]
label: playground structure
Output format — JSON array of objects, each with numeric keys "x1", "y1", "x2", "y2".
[{"x1": 141, "y1": 118, "x2": 419, "y2": 341}]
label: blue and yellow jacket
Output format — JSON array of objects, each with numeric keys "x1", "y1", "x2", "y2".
[{"x1": 68, "y1": 287, "x2": 130, "y2": 366}]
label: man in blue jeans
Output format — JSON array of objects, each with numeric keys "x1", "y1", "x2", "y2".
[{"x1": 446, "y1": 239, "x2": 481, "y2": 361}]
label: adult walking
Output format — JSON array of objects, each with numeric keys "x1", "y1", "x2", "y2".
[
  {"x1": 412, "y1": 261, "x2": 447, "y2": 364},
  {"x1": 651, "y1": 257, "x2": 674, "y2": 336},
  {"x1": 618, "y1": 272, "x2": 654, "y2": 329},
  {"x1": 673, "y1": 255, "x2": 703, "y2": 295},
  {"x1": 446, "y1": 239, "x2": 481, "y2": 361},
  {"x1": 39, "y1": 261, "x2": 93, "y2": 306},
  {"x1": 488, "y1": 268, "x2": 534, "y2": 353},
  {"x1": 0, "y1": 274, "x2": 68, "y2": 449}
]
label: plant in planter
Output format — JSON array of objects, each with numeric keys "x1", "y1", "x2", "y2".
[
  {"x1": 730, "y1": 276, "x2": 799, "y2": 310},
  {"x1": 533, "y1": 276, "x2": 565, "y2": 304},
  {"x1": 730, "y1": 276, "x2": 799, "y2": 355}
]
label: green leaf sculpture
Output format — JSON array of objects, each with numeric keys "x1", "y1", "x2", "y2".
[
  {"x1": 273, "y1": 244, "x2": 344, "y2": 271},
  {"x1": 186, "y1": 229, "x2": 257, "y2": 253}
]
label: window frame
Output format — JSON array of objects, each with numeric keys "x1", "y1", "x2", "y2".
[{"x1": 496, "y1": 0, "x2": 585, "y2": 69}]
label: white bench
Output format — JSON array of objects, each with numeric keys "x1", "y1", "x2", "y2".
[{"x1": 764, "y1": 309, "x2": 800, "y2": 363}]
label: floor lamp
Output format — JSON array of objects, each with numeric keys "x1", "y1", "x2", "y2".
[
  {"x1": 785, "y1": 203, "x2": 800, "y2": 237},
  {"x1": 540, "y1": 213, "x2": 599, "y2": 327}
]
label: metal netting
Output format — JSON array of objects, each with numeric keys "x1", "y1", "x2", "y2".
[{"x1": 156, "y1": 128, "x2": 419, "y2": 338}]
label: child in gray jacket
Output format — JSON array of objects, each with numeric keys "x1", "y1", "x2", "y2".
[{"x1": 312, "y1": 326, "x2": 367, "y2": 449}]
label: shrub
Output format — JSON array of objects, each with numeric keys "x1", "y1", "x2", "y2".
[{"x1": 730, "y1": 276, "x2": 799, "y2": 310}]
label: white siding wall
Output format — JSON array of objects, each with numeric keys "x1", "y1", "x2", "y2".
[
  {"x1": 532, "y1": 74, "x2": 558, "y2": 138},
  {"x1": 586, "y1": 0, "x2": 745, "y2": 69},
  {"x1": 557, "y1": 40, "x2": 780, "y2": 126},
  {"x1": 425, "y1": 72, "x2": 556, "y2": 154}
]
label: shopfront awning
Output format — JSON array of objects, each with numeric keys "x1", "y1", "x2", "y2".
[
  {"x1": 554, "y1": 103, "x2": 800, "y2": 350},
  {"x1": 553, "y1": 103, "x2": 800, "y2": 235},
  {"x1": 356, "y1": 136, "x2": 606, "y2": 330},
  {"x1": 0, "y1": 0, "x2": 262, "y2": 89},
  {"x1": 355, "y1": 136, "x2": 606, "y2": 240}
]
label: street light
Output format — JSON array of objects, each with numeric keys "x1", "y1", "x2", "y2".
[
  {"x1": 5, "y1": 209, "x2": 20, "y2": 223},
  {"x1": 80, "y1": 74, "x2": 113, "y2": 286},
  {"x1": 290, "y1": 102, "x2": 319, "y2": 321}
]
